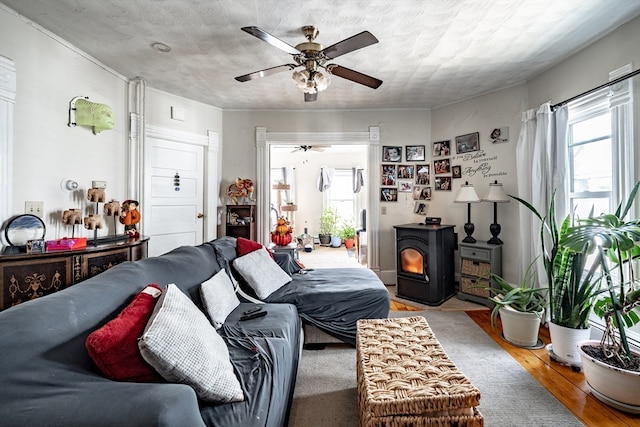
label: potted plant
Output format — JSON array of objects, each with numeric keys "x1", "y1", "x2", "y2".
[
  {"x1": 512, "y1": 192, "x2": 601, "y2": 365},
  {"x1": 481, "y1": 259, "x2": 547, "y2": 347},
  {"x1": 339, "y1": 221, "x2": 356, "y2": 250},
  {"x1": 561, "y1": 181, "x2": 640, "y2": 411},
  {"x1": 319, "y1": 207, "x2": 339, "y2": 246}
]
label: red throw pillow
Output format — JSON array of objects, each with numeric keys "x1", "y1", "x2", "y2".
[
  {"x1": 86, "y1": 284, "x2": 164, "y2": 382},
  {"x1": 237, "y1": 236, "x2": 274, "y2": 259}
]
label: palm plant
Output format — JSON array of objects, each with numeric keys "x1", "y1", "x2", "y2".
[
  {"x1": 512, "y1": 193, "x2": 601, "y2": 329},
  {"x1": 561, "y1": 181, "x2": 640, "y2": 367}
]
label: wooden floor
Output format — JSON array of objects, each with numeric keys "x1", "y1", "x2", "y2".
[{"x1": 466, "y1": 310, "x2": 640, "y2": 426}]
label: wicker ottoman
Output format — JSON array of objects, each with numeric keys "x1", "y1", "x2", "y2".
[{"x1": 356, "y1": 316, "x2": 484, "y2": 427}]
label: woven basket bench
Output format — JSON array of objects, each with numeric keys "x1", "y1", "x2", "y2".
[{"x1": 356, "y1": 316, "x2": 484, "y2": 427}]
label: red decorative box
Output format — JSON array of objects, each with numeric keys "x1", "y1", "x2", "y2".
[{"x1": 46, "y1": 237, "x2": 87, "y2": 251}]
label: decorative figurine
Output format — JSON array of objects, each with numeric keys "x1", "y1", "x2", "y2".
[{"x1": 119, "y1": 200, "x2": 141, "y2": 237}]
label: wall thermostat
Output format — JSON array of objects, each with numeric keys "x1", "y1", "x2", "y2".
[{"x1": 424, "y1": 217, "x2": 441, "y2": 225}]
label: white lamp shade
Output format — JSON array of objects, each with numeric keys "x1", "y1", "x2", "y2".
[
  {"x1": 483, "y1": 181, "x2": 510, "y2": 203},
  {"x1": 454, "y1": 182, "x2": 481, "y2": 203}
]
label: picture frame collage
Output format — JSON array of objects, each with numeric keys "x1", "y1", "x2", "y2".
[
  {"x1": 380, "y1": 145, "x2": 430, "y2": 214},
  {"x1": 381, "y1": 132, "x2": 486, "y2": 214}
]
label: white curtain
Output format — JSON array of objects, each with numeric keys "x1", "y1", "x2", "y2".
[
  {"x1": 317, "y1": 167, "x2": 334, "y2": 192},
  {"x1": 281, "y1": 166, "x2": 294, "y2": 201},
  {"x1": 352, "y1": 168, "x2": 364, "y2": 193},
  {"x1": 515, "y1": 102, "x2": 569, "y2": 283}
]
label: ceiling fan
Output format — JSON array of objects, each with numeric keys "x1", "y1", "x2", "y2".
[
  {"x1": 235, "y1": 25, "x2": 383, "y2": 102},
  {"x1": 291, "y1": 145, "x2": 324, "y2": 153}
]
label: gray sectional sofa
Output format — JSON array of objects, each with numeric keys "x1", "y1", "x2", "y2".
[{"x1": 0, "y1": 236, "x2": 389, "y2": 427}]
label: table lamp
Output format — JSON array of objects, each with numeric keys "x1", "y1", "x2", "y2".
[
  {"x1": 483, "y1": 180, "x2": 510, "y2": 245},
  {"x1": 454, "y1": 181, "x2": 481, "y2": 243}
]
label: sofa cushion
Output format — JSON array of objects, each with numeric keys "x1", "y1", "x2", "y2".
[
  {"x1": 233, "y1": 247, "x2": 292, "y2": 299},
  {"x1": 85, "y1": 284, "x2": 164, "y2": 382},
  {"x1": 200, "y1": 269, "x2": 240, "y2": 329},
  {"x1": 138, "y1": 284, "x2": 244, "y2": 403}
]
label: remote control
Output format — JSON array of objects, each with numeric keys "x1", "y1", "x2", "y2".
[
  {"x1": 243, "y1": 307, "x2": 263, "y2": 315},
  {"x1": 240, "y1": 310, "x2": 267, "y2": 321}
]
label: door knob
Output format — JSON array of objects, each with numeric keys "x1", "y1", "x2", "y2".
[{"x1": 197, "y1": 213, "x2": 204, "y2": 219}]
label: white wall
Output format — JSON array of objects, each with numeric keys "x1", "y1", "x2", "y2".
[
  {"x1": 1, "y1": 7, "x2": 128, "y2": 240},
  {"x1": 0, "y1": 7, "x2": 224, "y2": 243}
]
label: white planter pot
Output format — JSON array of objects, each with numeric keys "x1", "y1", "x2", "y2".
[
  {"x1": 330, "y1": 236, "x2": 342, "y2": 247},
  {"x1": 578, "y1": 340, "x2": 640, "y2": 413},
  {"x1": 549, "y1": 322, "x2": 591, "y2": 366},
  {"x1": 499, "y1": 306, "x2": 542, "y2": 347}
]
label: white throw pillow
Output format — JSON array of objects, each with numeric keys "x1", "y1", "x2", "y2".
[
  {"x1": 200, "y1": 269, "x2": 240, "y2": 329},
  {"x1": 138, "y1": 284, "x2": 244, "y2": 403},
  {"x1": 233, "y1": 247, "x2": 292, "y2": 299}
]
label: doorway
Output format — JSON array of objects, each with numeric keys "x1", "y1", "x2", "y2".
[
  {"x1": 255, "y1": 127, "x2": 381, "y2": 273},
  {"x1": 270, "y1": 145, "x2": 368, "y2": 265}
]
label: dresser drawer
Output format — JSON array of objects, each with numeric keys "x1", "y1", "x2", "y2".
[{"x1": 459, "y1": 245, "x2": 491, "y2": 262}]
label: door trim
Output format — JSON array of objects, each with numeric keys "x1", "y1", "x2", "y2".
[{"x1": 256, "y1": 127, "x2": 380, "y2": 273}]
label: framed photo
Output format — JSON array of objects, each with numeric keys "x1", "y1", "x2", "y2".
[
  {"x1": 419, "y1": 186, "x2": 432, "y2": 200},
  {"x1": 397, "y1": 164, "x2": 414, "y2": 179},
  {"x1": 455, "y1": 132, "x2": 480, "y2": 154},
  {"x1": 27, "y1": 238, "x2": 46, "y2": 254},
  {"x1": 434, "y1": 176, "x2": 452, "y2": 191},
  {"x1": 489, "y1": 127, "x2": 509, "y2": 144},
  {"x1": 452, "y1": 165, "x2": 462, "y2": 178},
  {"x1": 381, "y1": 164, "x2": 397, "y2": 186},
  {"x1": 380, "y1": 188, "x2": 398, "y2": 202},
  {"x1": 434, "y1": 158, "x2": 451, "y2": 175},
  {"x1": 414, "y1": 201, "x2": 427, "y2": 215},
  {"x1": 406, "y1": 145, "x2": 425, "y2": 161},
  {"x1": 432, "y1": 140, "x2": 451, "y2": 157},
  {"x1": 415, "y1": 164, "x2": 430, "y2": 185},
  {"x1": 412, "y1": 186, "x2": 422, "y2": 200},
  {"x1": 399, "y1": 181, "x2": 413, "y2": 192},
  {"x1": 382, "y1": 146, "x2": 402, "y2": 162}
]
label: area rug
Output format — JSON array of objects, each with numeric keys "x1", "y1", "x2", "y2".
[{"x1": 288, "y1": 310, "x2": 582, "y2": 427}]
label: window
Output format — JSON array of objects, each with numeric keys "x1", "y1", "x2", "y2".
[
  {"x1": 567, "y1": 65, "x2": 637, "y2": 342},
  {"x1": 325, "y1": 169, "x2": 357, "y2": 225}
]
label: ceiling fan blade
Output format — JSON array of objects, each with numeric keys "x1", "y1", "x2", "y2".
[
  {"x1": 321, "y1": 31, "x2": 379, "y2": 60},
  {"x1": 241, "y1": 26, "x2": 302, "y2": 55},
  {"x1": 235, "y1": 64, "x2": 297, "y2": 82},
  {"x1": 327, "y1": 65, "x2": 383, "y2": 89},
  {"x1": 304, "y1": 92, "x2": 318, "y2": 102}
]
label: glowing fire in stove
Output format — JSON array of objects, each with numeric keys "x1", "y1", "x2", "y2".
[{"x1": 400, "y1": 248, "x2": 423, "y2": 275}]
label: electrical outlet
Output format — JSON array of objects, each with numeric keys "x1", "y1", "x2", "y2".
[
  {"x1": 25, "y1": 201, "x2": 44, "y2": 218},
  {"x1": 381, "y1": 206, "x2": 387, "y2": 215}
]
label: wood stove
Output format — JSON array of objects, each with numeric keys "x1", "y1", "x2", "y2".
[{"x1": 394, "y1": 224, "x2": 455, "y2": 306}]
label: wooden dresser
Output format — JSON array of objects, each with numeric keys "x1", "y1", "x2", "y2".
[{"x1": 0, "y1": 236, "x2": 149, "y2": 311}]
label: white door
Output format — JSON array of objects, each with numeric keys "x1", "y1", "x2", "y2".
[{"x1": 144, "y1": 136, "x2": 204, "y2": 257}]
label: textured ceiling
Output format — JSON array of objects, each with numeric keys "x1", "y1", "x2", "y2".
[{"x1": 3, "y1": 0, "x2": 640, "y2": 110}]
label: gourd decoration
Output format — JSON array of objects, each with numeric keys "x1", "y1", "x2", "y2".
[{"x1": 271, "y1": 217, "x2": 293, "y2": 246}]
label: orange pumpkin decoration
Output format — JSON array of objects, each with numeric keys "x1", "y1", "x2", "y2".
[{"x1": 272, "y1": 217, "x2": 293, "y2": 245}]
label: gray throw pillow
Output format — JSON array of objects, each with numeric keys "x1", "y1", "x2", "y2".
[
  {"x1": 138, "y1": 284, "x2": 244, "y2": 403},
  {"x1": 233, "y1": 247, "x2": 292, "y2": 299},
  {"x1": 200, "y1": 269, "x2": 240, "y2": 329}
]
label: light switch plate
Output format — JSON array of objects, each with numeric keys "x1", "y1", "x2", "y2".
[
  {"x1": 25, "y1": 201, "x2": 44, "y2": 218},
  {"x1": 92, "y1": 180, "x2": 107, "y2": 189}
]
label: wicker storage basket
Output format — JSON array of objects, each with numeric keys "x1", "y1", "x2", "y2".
[
  {"x1": 461, "y1": 259, "x2": 491, "y2": 277},
  {"x1": 356, "y1": 317, "x2": 483, "y2": 427},
  {"x1": 460, "y1": 277, "x2": 490, "y2": 298}
]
